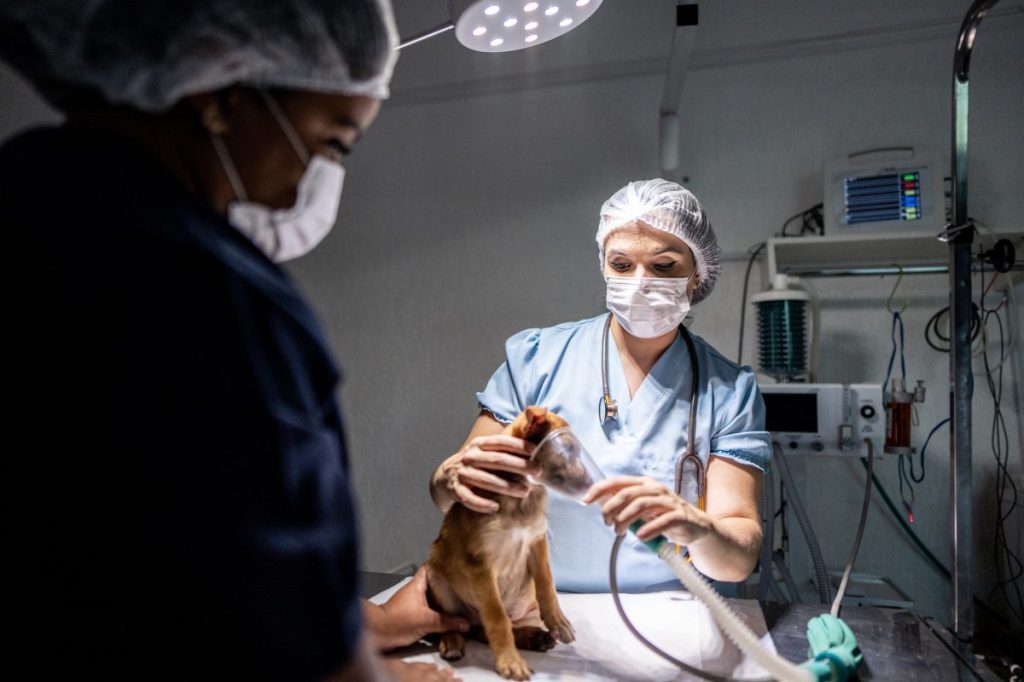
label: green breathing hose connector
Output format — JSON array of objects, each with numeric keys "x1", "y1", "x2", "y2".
[
  {"x1": 627, "y1": 521, "x2": 814, "y2": 681},
  {"x1": 626, "y1": 522, "x2": 861, "y2": 682}
]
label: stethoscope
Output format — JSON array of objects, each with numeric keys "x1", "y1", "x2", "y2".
[{"x1": 599, "y1": 313, "x2": 706, "y2": 511}]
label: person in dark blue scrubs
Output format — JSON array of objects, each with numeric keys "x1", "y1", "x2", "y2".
[{"x1": 0, "y1": 2, "x2": 459, "y2": 680}]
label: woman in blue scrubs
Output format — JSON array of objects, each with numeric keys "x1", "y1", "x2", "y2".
[{"x1": 430, "y1": 179, "x2": 770, "y2": 592}]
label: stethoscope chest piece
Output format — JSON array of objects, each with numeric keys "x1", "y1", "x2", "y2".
[
  {"x1": 597, "y1": 313, "x2": 703, "y2": 501},
  {"x1": 599, "y1": 395, "x2": 618, "y2": 424}
]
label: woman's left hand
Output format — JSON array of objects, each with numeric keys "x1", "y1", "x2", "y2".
[{"x1": 583, "y1": 475, "x2": 711, "y2": 546}]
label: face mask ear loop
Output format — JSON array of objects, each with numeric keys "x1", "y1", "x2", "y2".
[
  {"x1": 209, "y1": 132, "x2": 249, "y2": 202},
  {"x1": 257, "y1": 89, "x2": 310, "y2": 166}
]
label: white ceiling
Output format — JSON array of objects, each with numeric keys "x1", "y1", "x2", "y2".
[{"x1": 386, "y1": 0, "x2": 1023, "y2": 103}]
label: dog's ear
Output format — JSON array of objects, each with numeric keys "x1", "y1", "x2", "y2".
[{"x1": 524, "y1": 406, "x2": 548, "y2": 433}]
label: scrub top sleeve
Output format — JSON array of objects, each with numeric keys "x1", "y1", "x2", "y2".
[
  {"x1": 475, "y1": 327, "x2": 541, "y2": 423},
  {"x1": 709, "y1": 368, "x2": 772, "y2": 471}
]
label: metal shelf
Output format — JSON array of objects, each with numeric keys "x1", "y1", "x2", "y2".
[{"x1": 766, "y1": 229, "x2": 1024, "y2": 279}]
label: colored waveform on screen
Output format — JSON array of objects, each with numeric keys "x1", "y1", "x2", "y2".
[{"x1": 844, "y1": 171, "x2": 921, "y2": 224}]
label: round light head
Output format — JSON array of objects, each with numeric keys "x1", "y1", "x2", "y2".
[{"x1": 450, "y1": 0, "x2": 603, "y2": 52}]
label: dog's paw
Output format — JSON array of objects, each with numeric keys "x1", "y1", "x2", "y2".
[
  {"x1": 543, "y1": 610, "x2": 575, "y2": 644},
  {"x1": 439, "y1": 632, "x2": 466, "y2": 661},
  {"x1": 514, "y1": 625, "x2": 556, "y2": 652},
  {"x1": 495, "y1": 650, "x2": 532, "y2": 680}
]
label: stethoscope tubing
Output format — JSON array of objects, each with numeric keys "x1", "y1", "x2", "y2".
[{"x1": 599, "y1": 313, "x2": 704, "y2": 506}]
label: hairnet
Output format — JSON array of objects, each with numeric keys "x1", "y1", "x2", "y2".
[
  {"x1": 596, "y1": 179, "x2": 721, "y2": 305},
  {"x1": 0, "y1": 0, "x2": 399, "y2": 112}
]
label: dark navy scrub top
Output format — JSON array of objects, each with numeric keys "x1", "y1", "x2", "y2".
[{"x1": 2, "y1": 126, "x2": 362, "y2": 680}]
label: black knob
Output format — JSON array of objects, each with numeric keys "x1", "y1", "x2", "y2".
[
  {"x1": 789, "y1": 441, "x2": 798, "y2": 449},
  {"x1": 982, "y1": 238, "x2": 1016, "y2": 274},
  {"x1": 860, "y1": 405, "x2": 876, "y2": 419},
  {"x1": 812, "y1": 442, "x2": 824, "y2": 452}
]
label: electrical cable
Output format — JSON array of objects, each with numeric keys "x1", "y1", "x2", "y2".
[
  {"x1": 766, "y1": 569, "x2": 788, "y2": 604},
  {"x1": 883, "y1": 310, "x2": 906, "y2": 392},
  {"x1": 980, "y1": 304, "x2": 1024, "y2": 632},
  {"x1": 774, "y1": 552, "x2": 803, "y2": 604},
  {"x1": 611, "y1": 535, "x2": 813, "y2": 682},
  {"x1": 924, "y1": 303, "x2": 981, "y2": 353},
  {"x1": 858, "y1": 457, "x2": 1008, "y2": 624},
  {"x1": 608, "y1": 535, "x2": 739, "y2": 682},
  {"x1": 773, "y1": 442, "x2": 831, "y2": 605},
  {"x1": 897, "y1": 419, "x2": 948, "y2": 513},
  {"x1": 830, "y1": 438, "x2": 873, "y2": 618},
  {"x1": 779, "y1": 204, "x2": 824, "y2": 238},
  {"x1": 975, "y1": 272, "x2": 1018, "y2": 376},
  {"x1": 737, "y1": 241, "x2": 766, "y2": 365}
]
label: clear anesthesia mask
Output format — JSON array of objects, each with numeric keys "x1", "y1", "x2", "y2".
[{"x1": 529, "y1": 427, "x2": 605, "y2": 503}]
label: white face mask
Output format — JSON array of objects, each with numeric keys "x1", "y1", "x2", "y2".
[
  {"x1": 605, "y1": 276, "x2": 691, "y2": 338},
  {"x1": 210, "y1": 91, "x2": 346, "y2": 263}
]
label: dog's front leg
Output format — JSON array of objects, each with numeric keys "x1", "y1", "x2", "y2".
[
  {"x1": 528, "y1": 535, "x2": 575, "y2": 643},
  {"x1": 468, "y1": 563, "x2": 531, "y2": 680}
]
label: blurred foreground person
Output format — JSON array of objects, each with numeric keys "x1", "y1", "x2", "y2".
[{"x1": 1, "y1": 2, "x2": 458, "y2": 679}]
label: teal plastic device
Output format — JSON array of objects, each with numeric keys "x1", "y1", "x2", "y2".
[{"x1": 800, "y1": 614, "x2": 863, "y2": 681}]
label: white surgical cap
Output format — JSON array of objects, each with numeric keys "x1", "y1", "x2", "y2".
[
  {"x1": 0, "y1": 0, "x2": 399, "y2": 112},
  {"x1": 596, "y1": 179, "x2": 721, "y2": 305}
]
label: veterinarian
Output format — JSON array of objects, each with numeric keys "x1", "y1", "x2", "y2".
[
  {"x1": 430, "y1": 179, "x2": 771, "y2": 595},
  {"x1": 1, "y1": 2, "x2": 462, "y2": 680}
]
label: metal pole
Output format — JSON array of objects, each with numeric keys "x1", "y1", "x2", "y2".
[{"x1": 946, "y1": 0, "x2": 1000, "y2": 652}]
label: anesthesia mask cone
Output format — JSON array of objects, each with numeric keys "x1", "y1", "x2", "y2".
[{"x1": 530, "y1": 427, "x2": 605, "y2": 503}]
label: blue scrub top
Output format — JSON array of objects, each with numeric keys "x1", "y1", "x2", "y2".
[
  {"x1": 477, "y1": 314, "x2": 771, "y2": 592},
  {"x1": 2, "y1": 126, "x2": 361, "y2": 680}
]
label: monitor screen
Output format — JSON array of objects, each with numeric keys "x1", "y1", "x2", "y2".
[
  {"x1": 823, "y1": 146, "x2": 944, "y2": 235},
  {"x1": 763, "y1": 393, "x2": 819, "y2": 433},
  {"x1": 844, "y1": 171, "x2": 921, "y2": 225}
]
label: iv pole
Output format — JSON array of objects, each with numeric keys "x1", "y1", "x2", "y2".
[{"x1": 944, "y1": 0, "x2": 1000, "y2": 653}]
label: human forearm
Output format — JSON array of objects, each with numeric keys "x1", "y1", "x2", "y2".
[
  {"x1": 585, "y1": 469, "x2": 764, "y2": 583},
  {"x1": 685, "y1": 515, "x2": 762, "y2": 582},
  {"x1": 362, "y1": 568, "x2": 469, "y2": 653},
  {"x1": 363, "y1": 601, "x2": 403, "y2": 652}
]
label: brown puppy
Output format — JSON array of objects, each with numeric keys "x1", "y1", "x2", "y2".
[{"x1": 427, "y1": 406, "x2": 575, "y2": 680}]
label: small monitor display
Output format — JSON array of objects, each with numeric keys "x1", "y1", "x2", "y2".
[
  {"x1": 763, "y1": 393, "x2": 818, "y2": 434},
  {"x1": 844, "y1": 171, "x2": 921, "y2": 225},
  {"x1": 823, "y1": 146, "x2": 944, "y2": 235}
]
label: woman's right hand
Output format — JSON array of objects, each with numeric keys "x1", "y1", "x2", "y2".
[{"x1": 432, "y1": 415, "x2": 538, "y2": 514}]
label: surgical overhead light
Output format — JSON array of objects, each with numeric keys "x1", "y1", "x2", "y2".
[{"x1": 397, "y1": 0, "x2": 603, "y2": 51}]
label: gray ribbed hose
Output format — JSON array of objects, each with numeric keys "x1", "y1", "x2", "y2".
[{"x1": 772, "y1": 442, "x2": 832, "y2": 605}]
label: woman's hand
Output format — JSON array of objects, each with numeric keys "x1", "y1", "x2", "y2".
[
  {"x1": 364, "y1": 566, "x2": 469, "y2": 652},
  {"x1": 583, "y1": 475, "x2": 711, "y2": 546},
  {"x1": 432, "y1": 414, "x2": 539, "y2": 514}
]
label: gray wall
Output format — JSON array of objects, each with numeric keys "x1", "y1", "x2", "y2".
[{"x1": 3, "y1": 0, "x2": 1021, "y2": 631}]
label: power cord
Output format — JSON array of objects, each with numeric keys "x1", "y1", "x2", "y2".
[
  {"x1": 858, "y1": 457, "x2": 1009, "y2": 627},
  {"x1": 737, "y1": 241, "x2": 766, "y2": 365},
  {"x1": 896, "y1": 418, "x2": 948, "y2": 523},
  {"x1": 979, "y1": 302, "x2": 1024, "y2": 636},
  {"x1": 608, "y1": 534, "x2": 741, "y2": 682}
]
